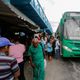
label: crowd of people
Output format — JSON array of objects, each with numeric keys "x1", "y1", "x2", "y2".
[
  {"x1": 40, "y1": 33, "x2": 60, "y2": 61},
  {"x1": 0, "y1": 32, "x2": 60, "y2": 80}
]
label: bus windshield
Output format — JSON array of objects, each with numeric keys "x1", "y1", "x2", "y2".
[{"x1": 64, "y1": 18, "x2": 80, "y2": 40}]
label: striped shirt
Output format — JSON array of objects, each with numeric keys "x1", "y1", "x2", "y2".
[{"x1": 0, "y1": 53, "x2": 19, "y2": 80}]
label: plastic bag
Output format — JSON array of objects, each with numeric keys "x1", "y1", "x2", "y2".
[{"x1": 44, "y1": 59, "x2": 47, "y2": 68}]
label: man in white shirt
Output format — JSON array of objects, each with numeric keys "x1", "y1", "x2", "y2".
[{"x1": 55, "y1": 36, "x2": 60, "y2": 59}]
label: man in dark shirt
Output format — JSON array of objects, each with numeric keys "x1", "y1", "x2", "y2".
[
  {"x1": 50, "y1": 36, "x2": 56, "y2": 58},
  {"x1": 0, "y1": 37, "x2": 20, "y2": 80}
]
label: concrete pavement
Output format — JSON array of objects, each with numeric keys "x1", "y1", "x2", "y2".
[{"x1": 24, "y1": 59, "x2": 80, "y2": 80}]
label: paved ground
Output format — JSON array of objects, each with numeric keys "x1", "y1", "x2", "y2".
[{"x1": 24, "y1": 58, "x2": 80, "y2": 80}]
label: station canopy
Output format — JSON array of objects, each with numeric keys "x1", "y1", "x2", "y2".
[
  {"x1": 10, "y1": 0, "x2": 53, "y2": 34},
  {"x1": 0, "y1": 0, "x2": 40, "y2": 32}
]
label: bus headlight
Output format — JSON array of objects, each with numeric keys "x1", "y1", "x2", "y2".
[{"x1": 63, "y1": 46, "x2": 72, "y2": 52}]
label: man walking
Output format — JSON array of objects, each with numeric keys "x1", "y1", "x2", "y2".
[{"x1": 28, "y1": 38, "x2": 45, "y2": 80}]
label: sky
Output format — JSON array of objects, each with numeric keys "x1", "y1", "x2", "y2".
[{"x1": 39, "y1": 0, "x2": 80, "y2": 32}]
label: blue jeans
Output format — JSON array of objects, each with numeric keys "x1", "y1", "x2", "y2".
[{"x1": 55, "y1": 49, "x2": 60, "y2": 59}]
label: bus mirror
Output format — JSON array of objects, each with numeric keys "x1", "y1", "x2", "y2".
[{"x1": 64, "y1": 19, "x2": 66, "y2": 22}]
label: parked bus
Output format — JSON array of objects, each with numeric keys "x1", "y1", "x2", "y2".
[{"x1": 57, "y1": 12, "x2": 80, "y2": 57}]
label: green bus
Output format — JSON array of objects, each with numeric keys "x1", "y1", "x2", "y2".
[{"x1": 57, "y1": 12, "x2": 80, "y2": 57}]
